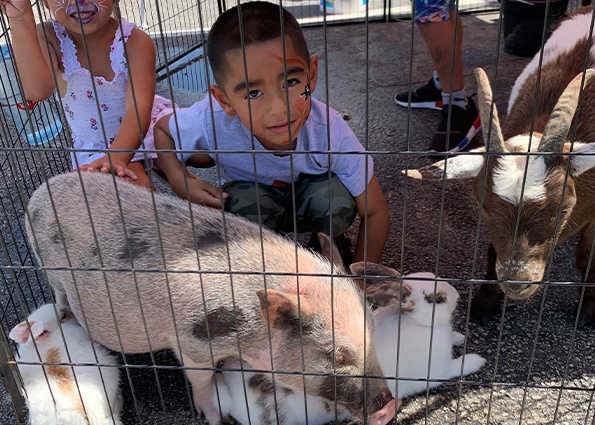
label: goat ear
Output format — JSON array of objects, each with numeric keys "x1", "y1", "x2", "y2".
[
  {"x1": 569, "y1": 143, "x2": 595, "y2": 176},
  {"x1": 403, "y1": 147, "x2": 486, "y2": 180}
]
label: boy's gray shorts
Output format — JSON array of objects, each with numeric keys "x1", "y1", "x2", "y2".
[{"x1": 222, "y1": 173, "x2": 357, "y2": 236}]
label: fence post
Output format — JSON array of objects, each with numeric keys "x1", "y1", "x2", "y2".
[{"x1": 140, "y1": 0, "x2": 148, "y2": 29}]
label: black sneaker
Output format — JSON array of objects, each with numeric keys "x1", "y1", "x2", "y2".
[
  {"x1": 395, "y1": 77, "x2": 444, "y2": 110},
  {"x1": 429, "y1": 98, "x2": 481, "y2": 152}
]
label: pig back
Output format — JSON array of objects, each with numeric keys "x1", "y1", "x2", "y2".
[{"x1": 25, "y1": 173, "x2": 309, "y2": 353}]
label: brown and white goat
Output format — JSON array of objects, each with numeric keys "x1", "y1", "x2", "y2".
[{"x1": 405, "y1": 7, "x2": 595, "y2": 326}]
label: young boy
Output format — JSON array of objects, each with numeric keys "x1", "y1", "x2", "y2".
[{"x1": 153, "y1": 1, "x2": 389, "y2": 265}]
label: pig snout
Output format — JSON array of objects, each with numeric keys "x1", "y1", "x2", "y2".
[{"x1": 369, "y1": 388, "x2": 396, "y2": 425}]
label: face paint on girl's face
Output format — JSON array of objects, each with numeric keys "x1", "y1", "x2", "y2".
[{"x1": 53, "y1": 0, "x2": 110, "y2": 24}]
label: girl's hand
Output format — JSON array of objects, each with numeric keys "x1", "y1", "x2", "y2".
[
  {"x1": 78, "y1": 156, "x2": 138, "y2": 181},
  {"x1": 0, "y1": 0, "x2": 34, "y2": 21}
]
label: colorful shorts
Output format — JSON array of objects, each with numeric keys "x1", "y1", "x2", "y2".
[{"x1": 414, "y1": 0, "x2": 456, "y2": 23}]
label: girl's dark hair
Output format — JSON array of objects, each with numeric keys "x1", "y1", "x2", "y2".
[{"x1": 206, "y1": 1, "x2": 310, "y2": 86}]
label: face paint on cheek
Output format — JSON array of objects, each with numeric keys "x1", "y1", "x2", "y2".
[
  {"x1": 52, "y1": 0, "x2": 68, "y2": 13},
  {"x1": 300, "y1": 83, "x2": 311, "y2": 101},
  {"x1": 293, "y1": 81, "x2": 311, "y2": 131}
]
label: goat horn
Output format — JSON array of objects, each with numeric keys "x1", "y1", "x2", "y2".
[
  {"x1": 539, "y1": 69, "x2": 595, "y2": 155},
  {"x1": 474, "y1": 68, "x2": 506, "y2": 153}
]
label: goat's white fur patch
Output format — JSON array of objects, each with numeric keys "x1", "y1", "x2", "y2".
[
  {"x1": 508, "y1": 12, "x2": 595, "y2": 114},
  {"x1": 493, "y1": 153, "x2": 547, "y2": 205},
  {"x1": 570, "y1": 142, "x2": 595, "y2": 176},
  {"x1": 495, "y1": 258, "x2": 544, "y2": 281}
]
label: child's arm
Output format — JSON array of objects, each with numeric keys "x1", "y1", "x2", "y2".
[
  {"x1": 1, "y1": 0, "x2": 58, "y2": 100},
  {"x1": 154, "y1": 114, "x2": 227, "y2": 208},
  {"x1": 353, "y1": 174, "x2": 390, "y2": 263},
  {"x1": 78, "y1": 28, "x2": 156, "y2": 180}
]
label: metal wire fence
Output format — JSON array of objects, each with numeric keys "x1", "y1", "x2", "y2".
[{"x1": 1, "y1": 0, "x2": 595, "y2": 424}]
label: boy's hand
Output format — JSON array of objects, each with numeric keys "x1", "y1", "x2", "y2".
[
  {"x1": 0, "y1": 0, "x2": 34, "y2": 21},
  {"x1": 78, "y1": 156, "x2": 138, "y2": 181},
  {"x1": 177, "y1": 176, "x2": 228, "y2": 209}
]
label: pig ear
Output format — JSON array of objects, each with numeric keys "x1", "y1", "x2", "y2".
[
  {"x1": 256, "y1": 289, "x2": 311, "y2": 330},
  {"x1": 9, "y1": 322, "x2": 33, "y2": 344},
  {"x1": 317, "y1": 233, "x2": 346, "y2": 272},
  {"x1": 349, "y1": 262, "x2": 401, "y2": 290}
]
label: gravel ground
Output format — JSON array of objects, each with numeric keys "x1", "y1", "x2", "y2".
[{"x1": 1, "y1": 11, "x2": 595, "y2": 425}]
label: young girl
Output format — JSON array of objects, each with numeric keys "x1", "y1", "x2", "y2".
[{"x1": 1, "y1": 0, "x2": 167, "y2": 188}]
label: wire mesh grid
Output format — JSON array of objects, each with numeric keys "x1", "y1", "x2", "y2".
[{"x1": 1, "y1": 0, "x2": 595, "y2": 424}]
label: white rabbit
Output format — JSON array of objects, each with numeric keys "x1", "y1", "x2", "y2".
[
  {"x1": 9, "y1": 304, "x2": 122, "y2": 425},
  {"x1": 211, "y1": 357, "x2": 351, "y2": 425},
  {"x1": 351, "y1": 264, "x2": 486, "y2": 399}
]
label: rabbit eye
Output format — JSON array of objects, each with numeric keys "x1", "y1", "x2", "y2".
[{"x1": 424, "y1": 291, "x2": 447, "y2": 304}]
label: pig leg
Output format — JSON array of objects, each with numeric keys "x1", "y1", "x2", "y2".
[{"x1": 177, "y1": 351, "x2": 222, "y2": 425}]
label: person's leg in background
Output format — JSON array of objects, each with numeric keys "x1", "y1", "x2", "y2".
[{"x1": 395, "y1": 0, "x2": 481, "y2": 152}]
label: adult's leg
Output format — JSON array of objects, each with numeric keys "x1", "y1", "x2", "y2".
[{"x1": 417, "y1": 7, "x2": 464, "y2": 95}]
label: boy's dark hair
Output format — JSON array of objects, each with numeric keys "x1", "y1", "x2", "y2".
[{"x1": 206, "y1": 1, "x2": 310, "y2": 86}]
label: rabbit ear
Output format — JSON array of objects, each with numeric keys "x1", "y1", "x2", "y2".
[
  {"x1": 349, "y1": 262, "x2": 401, "y2": 290},
  {"x1": 30, "y1": 322, "x2": 48, "y2": 340},
  {"x1": 9, "y1": 322, "x2": 33, "y2": 344}
]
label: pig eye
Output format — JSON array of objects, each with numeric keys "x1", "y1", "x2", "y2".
[{"x1": 325, "y1": 347, "x2": 354, "y2": 367}]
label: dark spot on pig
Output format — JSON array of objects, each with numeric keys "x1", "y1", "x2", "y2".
[
  {"x1": 158, "y1": 202, "x2": 188, "y2": 226},
  {"x1": 191, "y1": 307, "x2": 246, "y2": 340},
  {"x1": 118, "y1": 226, "x2": 150, "y2": 261},
  {"x1": 323, "y1": 400, "x2": 331, "y2": 412},
  {"x1": 318, "y1": 375, "x2": 363, "y2": 412},
  {"x1": 185, "y1": 229, "x2": 225, "y2": 252},
  {"x1": 248, "y1": 374, "x2": 274, "y2": 395},
  {"x1": 273, "y1": 312, "x2": 320, "y2": 336},
  {"x1": 90, "y1": 245, "x2": 98, "y2": 257},
  {"x1": 424, "y1": 291, "x2": 447, "y2": 304},
  {"x1": 282, "y1": 387, "x2": 293, "y2": 396}
]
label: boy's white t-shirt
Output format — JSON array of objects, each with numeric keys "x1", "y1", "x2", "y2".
[{"x1": 169, "y1": 97, "x2": 373, "y2": 198}]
